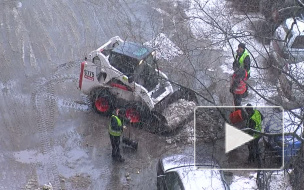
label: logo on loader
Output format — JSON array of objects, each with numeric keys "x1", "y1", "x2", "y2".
[{"x1": 84, "y1": 70, "x2": 94, "y2": 81}]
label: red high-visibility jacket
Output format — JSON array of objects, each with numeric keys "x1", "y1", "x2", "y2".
[{"x1": 231, "y1": 68, "x2": 248, "y2": 95}]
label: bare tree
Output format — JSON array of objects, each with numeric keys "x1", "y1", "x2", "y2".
[{"x1": 139, "y1": 0, "x2": 304, "y2": 189}]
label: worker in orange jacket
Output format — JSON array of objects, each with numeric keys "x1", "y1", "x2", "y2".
[{"x1": 230, "y1": 68, "x2": 248, "y2": 106}]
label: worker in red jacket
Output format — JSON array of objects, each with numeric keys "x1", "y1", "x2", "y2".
[{"x1": 230, "y1": 68, "x2": 248, "y2": 106}]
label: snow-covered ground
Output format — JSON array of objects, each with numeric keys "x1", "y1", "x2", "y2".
[{"x1": 144, "y1": 33, "x2": 183, "y2": 61}]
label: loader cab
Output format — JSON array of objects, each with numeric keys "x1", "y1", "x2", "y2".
[{"x1": 109, "y1": 42, "x2": 159, "y2": 91}]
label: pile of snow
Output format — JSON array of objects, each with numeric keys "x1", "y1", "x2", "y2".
[
  {"x1": 166, "y1": 120, "x2": 195, "y2": 145},
  {"x1": 162, "y1": 99, "x2": 196, "y2": 130},
  {"x1": 144, "y1": 33, "x2": 183, "y2": 61},
  {"x1": 269, "y1": 171, "x2": 293, "y2": 190},
  {"x1": 230, "y1": 174, "x2": 257, "y2": 189}
]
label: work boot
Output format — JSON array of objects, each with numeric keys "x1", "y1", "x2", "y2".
[
  {"x1": 118, "y1": 157, "x2": 125, "y2": 162},
  {"x1": 113, "y1": 156, "x2": 125, "y2": 162}
]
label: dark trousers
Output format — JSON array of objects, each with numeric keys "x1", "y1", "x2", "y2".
[
  {"x1": 109, "y1": 134, "x2": 121, "y2": 159},
  {"x1": 248, "y1": 137, "x2": 260, "y2": 165},
  {"x1": 233, "y1": 93, "x2": 243, "y2": 106}
]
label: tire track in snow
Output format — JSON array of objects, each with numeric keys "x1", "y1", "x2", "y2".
[
  {"x1": 30, "y1": 71, "x2": 85, "y2": 188},
  {"x1": 40, "y1": 92, "x2": 90, "y2": 112},
  {"x1": 54, "y1": 60, "x2": 81, "y2": 75},
  {"x1": 32, "y1": 89, "x2": 60, "y2": 189}
]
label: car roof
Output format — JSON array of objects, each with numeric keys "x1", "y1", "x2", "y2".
[
  {"x1": 172, "y1": 167, "x2": 226, "y2": 190},
  {"x1": 112, "y1": 41, "x2": 154, "y2": 61},
  {"x1": 161, "y1": 154, "x2": 219, "y2": 172},
  {"x1": 160, "y1": 154, "x2": 225, "y2": 189},
  {"x1": 283, "y1": 17, "x2": 304, "y2": 35}
]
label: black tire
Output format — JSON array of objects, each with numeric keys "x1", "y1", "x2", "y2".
[
  {"x1": 156, "y1": 178, "x2": 162, "y2": 190},
  {"x1": 150, "y1": 111, "x2": 170, "y2": 134},
  {"x1": 91, "y1": 89, "x2": 114, "y2": 116}
]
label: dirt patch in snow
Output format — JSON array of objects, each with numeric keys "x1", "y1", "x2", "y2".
[
  {"x1": 165, "y1": 106, "x2": 226, "y2": 145},
  {"x1": 68, "y1": 174, "x2": 91, "y2": 190},
  {"x1": 195, "y1": 107, "x2": 225, "y2": 143}
]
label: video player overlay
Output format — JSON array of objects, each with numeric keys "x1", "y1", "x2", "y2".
[{"x1": 194, "y1": 106, "x2": 286, "y2": 170}]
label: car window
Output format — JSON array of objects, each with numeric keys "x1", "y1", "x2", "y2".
[
  {"x1": 109, "y1": 52, "x2": 137, "y2": 75},
  {"x1": 291, "y1": 36, "x2": 304, "y2": 49},
  {"x1": 165, "y1": 172, "x2": 183, "y2": 190}
]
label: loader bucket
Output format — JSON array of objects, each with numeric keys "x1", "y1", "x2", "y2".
[
  {"x1": 151, "y1": 87, "x2": 198, "y2": 134},
  {"x1": 154, "y1": 87, "x2": 197, "y2": 113}
]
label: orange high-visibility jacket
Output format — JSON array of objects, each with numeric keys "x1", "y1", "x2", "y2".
[{"x1": 231, "y1": 69, "x2": 248, "y2": 95}]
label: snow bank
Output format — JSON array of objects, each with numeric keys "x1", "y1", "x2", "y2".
[
  {"x1": 230, "y1": 174, "x2": 257, "y2": 189},
  {"x1": 269, "y1": 171, "x2": 293, "y2": 190},
  {"x1": 144, "y1": 33, "x2": 183, "y2": 61}
]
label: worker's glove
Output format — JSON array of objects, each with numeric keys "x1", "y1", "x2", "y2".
[
  {"x1": 123, "y1": 126, "x2": 127, "y2": 129},
  {"x1": 123, "y1": 117, "x2": 131, "y2": 123}
]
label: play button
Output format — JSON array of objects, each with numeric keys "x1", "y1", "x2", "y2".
[
  {"x1": 195, "y1": 106, "x2": 284, "y2": 170},
  {"x1": 225, "y1": 123, "x2": 254, "y2": 153}
]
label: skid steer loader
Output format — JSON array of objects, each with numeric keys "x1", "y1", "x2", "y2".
[{"x1": 78, "y1": 36, "x2": 197, "y2": 133}]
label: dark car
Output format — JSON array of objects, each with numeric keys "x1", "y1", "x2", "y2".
[
  {"x1": 156, "y1": 154, "x2": 229, "y2": 190},
  {"x1": 260, "y1": 0, "x2": 304, "y2": 23},
  {"x1": 260, "y1": 111, "x2": 302, "y2": 167},
  {"x1": 269, "y1": 16, "x2": 304, "y2": 68}
]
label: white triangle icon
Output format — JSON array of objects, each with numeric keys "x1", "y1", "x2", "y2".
[{"x1": 225, "y1": 123, "x2": 254, "y2": 153}]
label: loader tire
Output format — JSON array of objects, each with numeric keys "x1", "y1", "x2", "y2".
[
  {"x1": 92, "y1": 89, "x2": 114, "y2": 116},
  {"x1": 150, "y1": 111, "x2": 170, "y2": 134},
  {"x1": 124, "y1": 102, "x2": 149, "y2": 125}
]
